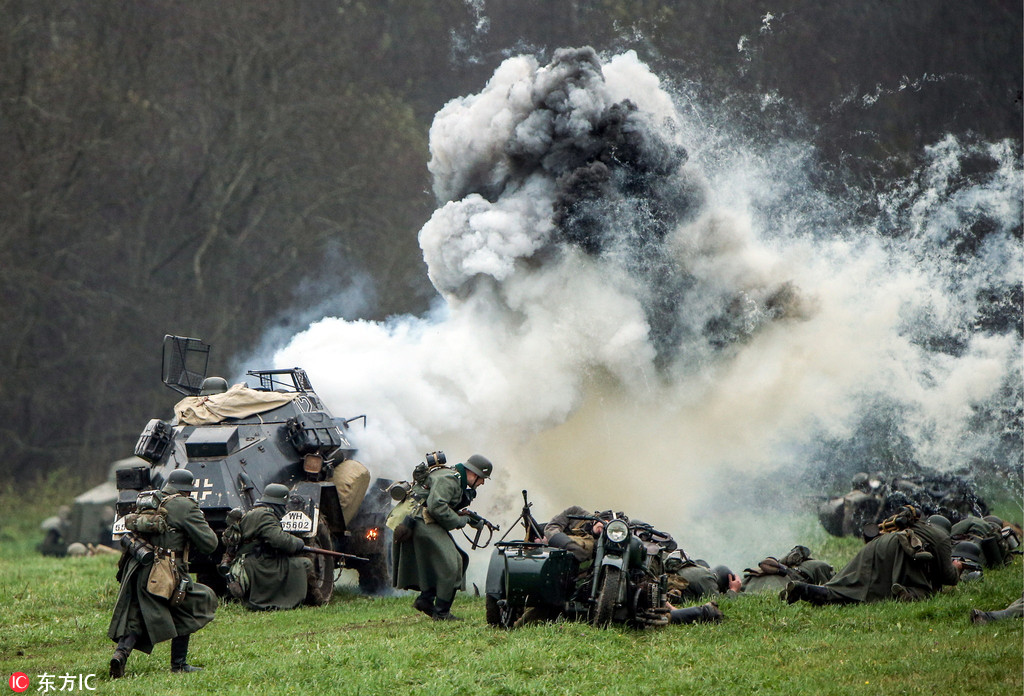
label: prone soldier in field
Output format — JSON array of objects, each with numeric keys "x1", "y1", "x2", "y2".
[
  {"x1": 951, "y1": 514, "x2": 1020, "y2": 568},
  {"x1": 783, "y1": 505, "x2": 959, "y2": 605},
  {"x1": 225, "y1": 484, "x2": 317, "y2": 610},
  {"x1": 664, "y1": 551, "x2": 741, "y2": 601},
  {"x1": 740, "y1": 545, "x2": 834, "y2": 595},
  {"x1": 393, "y1": 453, "x2": 493, "y2": 621},
  {"x1": 108, "y1": 469, "x2": 218, "y2": 678}
]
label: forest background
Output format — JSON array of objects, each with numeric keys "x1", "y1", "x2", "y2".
[{"x1": 1, "y1": 0, "x2": 1021, "y2": 484}]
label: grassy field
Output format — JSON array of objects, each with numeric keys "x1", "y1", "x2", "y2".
[{"x1": 1, "y1": 474, "x2": 1021, "y2": 696}]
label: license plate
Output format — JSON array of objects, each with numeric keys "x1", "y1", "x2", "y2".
[
  {"x1": 111, "y1": 516, "x2": 127, "y2": 541},
  {"x1": 281, "y1": 510, "x2": 314, "y2": 534}
]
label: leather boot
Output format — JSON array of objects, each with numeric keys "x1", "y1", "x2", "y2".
[
  {"x1": 413, "y1": 589, "x2": 436, "y2": 617},
  {"x1": 971, "y1": 606, "x2": 1020, "y2": 624},
  {"x1": 802, "y1": 584, "x2": 836, "y2": 605},
  {"x1": 109, "y1": 633, "x2": 137, "y2": 679},
  {"x1": 784, "y1": 581, "x2": 808, "y2": 604},
  {"x1": 170, "y1": 634, "x2": 202, "y2": 673},
  {"x1": 669, "y1": 601, "x2": 722, "y2": 625},
  {"x1": 432, "y1": 597, "x2": 462, "y2": 621},
  {"x1": 891, "y1": 583, "x2": 926, "y2": 602}
]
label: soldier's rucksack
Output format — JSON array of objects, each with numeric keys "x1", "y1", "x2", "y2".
[
  {"x1": 124, "y1": 490, "x2": 178, "y2": 536},
  {"x1": 386, "y1": 451, "x2": 450, "y2": 541}
]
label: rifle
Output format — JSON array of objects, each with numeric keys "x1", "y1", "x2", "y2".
[
  {"x1": 459, "y1": 509, "x2": 500, "y2": 549},
  {"x1": 301, "y1": 546, "x2": 369, "y2": 563}
]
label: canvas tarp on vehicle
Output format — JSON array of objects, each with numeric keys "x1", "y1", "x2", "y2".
[{"x1": 174, "y1": 384, "x2": 298, "y2": 425}]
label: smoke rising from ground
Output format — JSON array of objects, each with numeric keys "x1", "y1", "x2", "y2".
[{"x1": 275, "y1": 48, "x2": 1021, "y2": 569}]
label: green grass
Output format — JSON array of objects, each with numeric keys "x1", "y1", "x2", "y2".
[{"x1": 2, "y1": 480, "x2": 1021, "y2": 696}]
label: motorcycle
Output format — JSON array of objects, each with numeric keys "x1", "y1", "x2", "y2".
[{"x1": 484, "y1": 493, "x2": 671, "y2": 629}]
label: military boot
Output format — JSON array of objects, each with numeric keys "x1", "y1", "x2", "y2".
[
  {"x1": 170, "y1": 635, "x2": 202, "y2": 673},
  {"x1": 413, "y1": 590, "x2": 436, "y2": 617},
  {"x1": 432, "y1": 597, "x2": 462, "y2": 621},
  {"x1": 783, "y1": 581, "x2": 809, "y2": 604},
  {"x1": 669, "y1": 601, "x2": 722, "y2": 625},
  {"x1": 700, "y1": 601, "x2": 724, "y2": 623},
  {"x1": 970, "y1": 606, "x2": 1020, "y2": 624},
  {"x1": 785, "y1": 581, "x2": 833, "y2": 605},
  {"x1": 109, "y1": 633, "x2": 137, "y2": 679}
]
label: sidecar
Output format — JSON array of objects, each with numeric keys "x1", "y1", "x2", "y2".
[{"x1": 485, "y1": 541, "x2": 585, "y2": 628}]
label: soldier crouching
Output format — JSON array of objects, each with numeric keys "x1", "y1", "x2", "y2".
[
  {"x1": 107, "y1": 469, "x2": 218, "y2": 677},
  {"x1": 230, "y1": 484, "x2": 316, "y2": 610}
]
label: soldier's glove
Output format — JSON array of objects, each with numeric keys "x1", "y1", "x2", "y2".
[
  {"x1": 457, "y1": 515, "x2": 472, "y2": 529},
  {"x1": 469, "y1": 517, "x2": 486, "y2": 531}
]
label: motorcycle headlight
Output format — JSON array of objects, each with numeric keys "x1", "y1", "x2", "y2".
[{"x1": 606, "y1": 520, "x2": 629, "y2": 543}]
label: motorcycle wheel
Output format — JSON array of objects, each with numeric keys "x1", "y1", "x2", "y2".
[
  {"x1": 486, "y1": 595, "x2": 522, "y2": 629},
  {"x1": 303, "y1": 523, "x2": 335, "y2": 606},
  {"x1": 592, "y1": 566, "x2": 622, "y2": 627}
]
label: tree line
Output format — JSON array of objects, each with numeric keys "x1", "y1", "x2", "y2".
[{"x1": 1, "y1": 0, "x2": 1019, "y2": 483}]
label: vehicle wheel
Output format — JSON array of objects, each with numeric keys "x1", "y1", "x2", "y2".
[
  {"x1": 357, "y1": 551, "x2": 390, "y2": 594},
  {"x1": 592, "y1": 566, "x2": 621, "y2": 627},
  {"x1": 485, "y1": 595, "x2": 501, "y2": 626},
  {"x1": 304, "y1": 523, "x2": 335, "y2": 606}
]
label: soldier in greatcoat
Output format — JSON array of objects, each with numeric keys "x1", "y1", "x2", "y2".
[
  {"x1": 108, "y1": 469, "x2": 218, "y2": 677},
  {"x1": 233, "y1": 483, "x2": 315, "y2": 610},
  {"x1": 393, "y1": 454, "x2": 492, "y2": 620},
  {"x1": 784, "y1": 506, "x2": 960, "y2": 605}
]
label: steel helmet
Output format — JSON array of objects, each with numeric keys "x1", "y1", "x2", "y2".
[
  {"x1": 463, "y1": 454, "x2": 493, "y2": 479},
  {"x1": 927, "y1": 514, "x2": 952, "y2": 534},
  {"x1": 199, "y1": 376, "x2": 229, "y2": 396},
  {"x1": 712, "y1": 565, "x2": 734, "y2": 593},
  {"x1": 261, "y1": 483, "x2": 290, "y2": 505},
  {"x1": 952, "y1": 540, "x2": 984, "y2": 567},
  {"x1": 165, "y1": 469, "x2": 195, "y2": 493}
]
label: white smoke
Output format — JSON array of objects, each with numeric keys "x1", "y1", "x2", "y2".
[{"x1": 274, "y1": 49, "x2": 1022, "y2": 570}]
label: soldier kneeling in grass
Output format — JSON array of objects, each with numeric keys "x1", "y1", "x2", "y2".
[{"x1": 226, "y1": 484, "x2": 319, "y2": 611}]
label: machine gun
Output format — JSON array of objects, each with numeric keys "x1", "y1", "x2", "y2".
[
  {"x1": 459, "y1": 510, "x2": 500, "y2": 549},
  {"x1": 497, "y1": 490, "x2": 546, "y2": 544}
]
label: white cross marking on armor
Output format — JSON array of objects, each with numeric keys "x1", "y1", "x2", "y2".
[{"x1": 190, "y1": 478, "x2": 215, "y2": 502}]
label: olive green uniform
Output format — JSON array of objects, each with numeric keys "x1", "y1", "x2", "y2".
[
  {"x1": 392, "y1": 466, "x2": 472, "y2": 603},
  {"x1": 108, "y1": 489, "x2": 219, "y2": 654},
  {"x1": 672, "y1": 564, "x2": 721, "y2": 601},
  {"x1": 951, "y1": 516, "x2": 1008, "y2": 568},
  {"x1": 819, "y1": 520, "x2": 958, "y2": 603},
  {"x1": 236, "y1": 505, "x2": 312, "y2": 610},
  {"x1": 742, "y1": 547, "x2": 835, "y2": 595},
  {"x1": 544, "y1": 506, "x2": 599, "y2": 562}
]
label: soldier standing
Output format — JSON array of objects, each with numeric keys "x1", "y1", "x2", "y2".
[
  {"x1": 393, "y1": 454, "x2": 492, "y2": 621},
  {"x1": 231, "y1": 483, "x2": 316, "y2": 610},
  {"x1": 108, "y1": 469, "x2": 219, "y2": 677}
]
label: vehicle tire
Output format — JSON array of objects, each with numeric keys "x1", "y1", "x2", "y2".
[
  {"x1": 357, "y1": 550, "x2": 390, "y2": 594},
  {"x1": 592, "y1": 566, "x2": 622, "y2": 627},
  {"x1": 485, "y1": 594, "x2": 501, "y2": 626},
  {"x1": 304, "y1": 523, "x2": 335, "y2": 606}
]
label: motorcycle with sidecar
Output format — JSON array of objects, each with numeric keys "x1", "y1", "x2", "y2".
[{"x1": 484, "y1": 493, "x2": 673, "y2": 629}]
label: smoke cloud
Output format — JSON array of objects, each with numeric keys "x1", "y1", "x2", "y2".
[{"x1": 275, "y1": 48, "x2": 1022, "y2": 570}]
